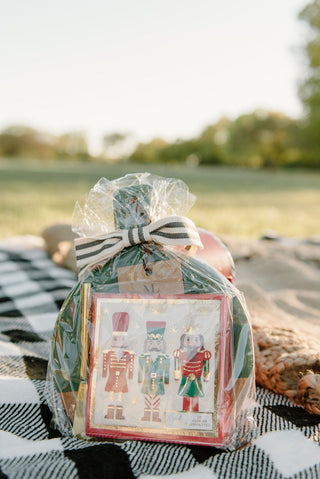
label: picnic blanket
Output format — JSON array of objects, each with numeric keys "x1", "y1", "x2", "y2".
[{"x1": 0, "y1": 243, "x2": 320, "y2": 478}]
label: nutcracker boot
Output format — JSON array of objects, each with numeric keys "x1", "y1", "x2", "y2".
[
  {"x1": 191, "y1": 398, "x2": 199, "y2": 412},
  {"x1": 141, "y1": 408, "x2": 151, "y2": 421},
  {"x1": 152, "y1": 409, "x2": 161, "y2": 422},
  {"x1": 115, "y1": 405, "x2": 125, "y2": 420},
  {"x1": 105, "y1": 405, "x2": 115, "y2": 419},
  {"x1": 182, "y1": 397, "x2": 191, "y2": 411}
]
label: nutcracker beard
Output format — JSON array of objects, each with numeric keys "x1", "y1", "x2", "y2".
[{"x1": 186, "y1": 345, "x2": 200, "y2": 361}]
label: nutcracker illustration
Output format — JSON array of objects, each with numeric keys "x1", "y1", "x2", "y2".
[
  {"x1": 102, "y1": 312, "x2": 134, "y2": 420},
  {"x1": 173, "y1": 326, "x2": 211, "y2": 412},
  {"x1": 138, "y1": 321, "x2": 170, "y2": 422}
]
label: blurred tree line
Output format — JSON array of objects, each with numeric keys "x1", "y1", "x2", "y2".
[
  {"x1": 0, "y1": 0, "x2": 319, "y2": 168},
  {"x1": 129, "y1": 111, "x2": 306, "y2": 168},
  {"x1": 0, "y1": 111, "x2": 312, "y2": 168},
  {"x1": 0, "y1": 126, "x2": 90, "y2": 161}
]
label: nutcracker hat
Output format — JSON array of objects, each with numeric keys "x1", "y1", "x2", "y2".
[
  {"x1": 183, "y1": 323, "x2": 200, "y2": 335},
  {"x1": 112, "y1": 312, "x2": 129, "y2": 336},
  {"x1": 146, "y1": 321, "x2": 166, "y2": 340}
]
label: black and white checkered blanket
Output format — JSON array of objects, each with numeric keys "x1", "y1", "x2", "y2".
[{"x1": 0, "y1": 247, "x2": 319, "y2": 479}]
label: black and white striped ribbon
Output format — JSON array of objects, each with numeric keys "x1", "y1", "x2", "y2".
[{"x1": 74, "y1": 215, "x2": 203, "y2": 275}]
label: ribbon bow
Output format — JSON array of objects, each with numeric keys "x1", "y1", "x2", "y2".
[{"x1": 74, "y1": 215, "x2": 203, "y2": 275}]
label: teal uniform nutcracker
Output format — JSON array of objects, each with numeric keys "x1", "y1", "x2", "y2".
[{"x1": 138, "y1": 321, "x2": 170, "y2": 422}]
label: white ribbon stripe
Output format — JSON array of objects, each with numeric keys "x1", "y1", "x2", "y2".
[{"x1": 74, "y1": 215, "x2": 203, "y2": 274}]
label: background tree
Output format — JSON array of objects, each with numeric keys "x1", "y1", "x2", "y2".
[
  {"x1": 129, "y1": 137, "x2": 169, "y2": 163},
  {"x1": 102, "y1": 132, "x2": 134, "y2": 160},
  {"x1": 225, "y1": 111, "x2": 301, "y2": 168},
  {"x1": 0, "y1": 126, "x2": 91, "y2": 161},
  {"x1": 299, "y1": 0, "x2": 320, "y2": 164},
  {"x1": 55, "y1": 131, "x2": 89, "y2": 161},
  {"x1": 0, "y1": 125, "x2": 56, "y2": 160}
]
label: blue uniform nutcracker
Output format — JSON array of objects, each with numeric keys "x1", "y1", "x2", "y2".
[{"x1": 138, "y1": 321, "x2": 170, "y2": 422}]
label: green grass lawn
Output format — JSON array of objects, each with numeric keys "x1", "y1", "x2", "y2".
[{"x1": 0, "y1": 158, "x2": 319, "y2": 239}]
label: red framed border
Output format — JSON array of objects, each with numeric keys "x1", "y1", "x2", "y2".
[{"x1": 85, "y1": 293, "x2": 232, "y2": 447}]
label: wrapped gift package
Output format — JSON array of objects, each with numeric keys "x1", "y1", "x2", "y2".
[{"x1": 45, "y1": 172, "x2": 255, "y2": 450}]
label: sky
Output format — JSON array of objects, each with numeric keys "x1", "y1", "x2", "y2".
[{"x1": 0, "y1": 0, "x2": 308, "y2": 153}]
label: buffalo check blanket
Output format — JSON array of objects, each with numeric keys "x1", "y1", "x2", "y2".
[{"x1": 0, "y1": 246, "x2": 320, "y2": 479}]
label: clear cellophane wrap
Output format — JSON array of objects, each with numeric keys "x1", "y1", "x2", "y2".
[{"x1": 45, "y1": 173, "x2": 256, "y2": 450}]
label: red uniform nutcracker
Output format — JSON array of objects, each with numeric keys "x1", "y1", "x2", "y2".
[
  {"x1": 102, "y1": 312, "x2": 134, "y2": 420},
  {"x1": 174, "y1": 326, "x2": 211, "y2": 412}
]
